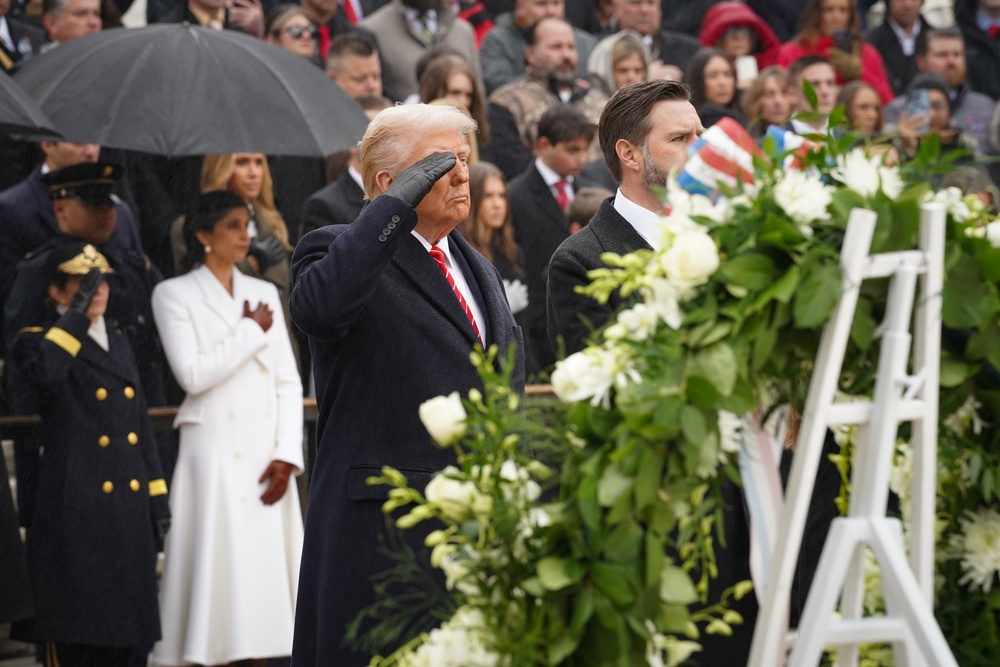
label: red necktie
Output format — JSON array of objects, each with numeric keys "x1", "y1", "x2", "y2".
[
  {"x1": 342, "y1": 0, "x2": 359, "y2": 25},
  {"x1": 429, "y1": 246, "x2": 481, "y2": 341},
  {"x1": 554, "y1": 179, "x2": 570, "y2": 212},
  {"x1": 989, "y1": 25, "x2": 1000, "y2": 40},
  {"x1": 318, "y1": 24, "x2": 331, "y2": 60}
]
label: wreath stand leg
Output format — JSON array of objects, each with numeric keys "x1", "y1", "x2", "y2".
[{"x1": 748, "y1": 204, "x2": 956, "y2": 667}]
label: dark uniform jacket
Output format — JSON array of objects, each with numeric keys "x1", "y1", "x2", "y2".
[
  {"x1": 289, "y1": 195, "x2": 524, "y2": 666},
  {"x1": 0, "y1": 14, "x2": 45, "y2": 73},
  {"x1": 0, "y1": 165, "x2": 144, "y2": 355},
  {"x1": 4, "y1": 240, "x2": 168, "y2": 526},
  {"x1": 865, "y1": 15, "x2": 934, "y2": 97},
  {"x1": 10, "y1": 308, "x2": 168, "y2": 647}
]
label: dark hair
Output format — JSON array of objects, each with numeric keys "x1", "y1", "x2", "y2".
[
  {"x1": 836, "y1": 80, "x2": 883, "y2": 133},
  {"x1": 182, "y1": 191, "x2": 250, "y2": 272},
  {"x1": 566, "y1": 187, "x2": 612, "y2": 228},
  {"x1": 787, "y1": 54, "x2": 833, "y2": 87},
  {"x1": 414, "y1": 46, "x2": 465, "y2": 85},
  {"x1": 536, "y1": 104, "x2": 596, "y2": 146},
  {"x1": 419, "y1": 54, "x2": 491, "y2": 146},
  {"x1": 599, "y1": 80, "x2": 691, "y2": 182},
  {"x1": 907, "y1": 72, "x2": 951, "y2": 98},
  {"x1": 457, "y1": 162, "x2": 522, "y2": 275},
  {"x1": 525, "y1": 16, "x2": 573, "y2": 47},
  {"x1": 686, "y1": 47, "x2": 737, "y2": 111},
  {"x1": 796, "y1": 0, "x2": 861, "y2": 46},
  {"x1": 915, "y1": 27, "x2": 964, "y2": 59},
  {"x1": 325, "y1": 34, "x2": 377, "y2": 71}
]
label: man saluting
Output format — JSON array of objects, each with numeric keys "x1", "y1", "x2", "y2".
[{"x1": 289, "y1": 103, "x2": 524, "y2": 667}]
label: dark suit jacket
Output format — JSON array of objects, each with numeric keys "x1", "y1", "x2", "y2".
[
  {"x1": 0, "y1": 15, "x2": 45, "y2": 73},
  {"x1": 865, "y1": 15, "x2": 933, "y2": 97},
  {"x1": 300, "y1": 171, "x2": 366, "y2": 240},
  {"x1": 289, "y1": 195, "x2": 523, "y2": 667},
  {"x1": 546, "y1": 196, "x2": 649, "y2": 357},
  {"x1": 0, "y1": 166, "x2": 143, "y2": 352},
  {"x1": 508, "y1": 163, "x2": 590, "y2": 376},
  {"x1": 546, "y1": 195, "x2": 759, "y2": 665}
]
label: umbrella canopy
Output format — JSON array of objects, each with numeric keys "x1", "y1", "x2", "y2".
[
  {"x1": 0, "y1": 71, "x2": 60, "y2": 138},
  {"x1": 14, "y1": 24, "x2": 369, "y2": 157}
]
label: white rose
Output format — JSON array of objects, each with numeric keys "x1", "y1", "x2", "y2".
[
  {"x1": 660, "y1": 229, "x2": 720, "y2": 291},
  {"x1": 424, "y1": 467, "x2": 479, "y2": 521},
  {"x1": 614, "y1": 303, "x2": 660, "y2": 342},
  {"x1": 645, "y1": 278, "x2": 684, "y2": 330},
  {"x1": 831, "y1": 148, "x2": 881, "y2": 198},
  {"x1": 551, "y1": 349, "x2": 615, "y2": 407},
  {"x1": 984, "y1": 221, "x2": 1000, "y2": 248},
  {"x1": 878, "y1": 163, "x2": 904, "y2": 200},
  {"x1": 773, "y1": 168, "x2": 833, "y2": 232},
  {"x1": 419, "y1": 391, "x2": 467, "y2": 446}
]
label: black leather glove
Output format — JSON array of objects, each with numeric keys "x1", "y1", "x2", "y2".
[
  {"x1": 156, "y1": 517, "x2": 171, "y2": 543},
  {"x1": 385, "y1": 152, "x2": 457, "y2": 208},
  {"x1": 248, "y1": 236, "x2": 285, "y2": 274},
  {"x1": 69, "y1": 268, "x2": 103, "y2": 314}
]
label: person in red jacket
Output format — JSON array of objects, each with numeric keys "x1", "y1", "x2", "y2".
[
  {"x1": 698, "y1": 0, "x2": 781, "y2": 71},
  {"x1": 775, "y1": 0, "x2": 895, "y2": 103}
]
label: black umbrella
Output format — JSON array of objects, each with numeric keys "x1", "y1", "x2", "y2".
[
  {"x1": 0, "y1": 71, "x2": 59, "y2": 138},
  {"x1": 14, "y1": 24, "x2": 369, "y2": 157}
]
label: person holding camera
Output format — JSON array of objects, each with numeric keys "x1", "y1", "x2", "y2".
[{"x1": 775, "y1": 0, "x2": 894, "y2": 104}]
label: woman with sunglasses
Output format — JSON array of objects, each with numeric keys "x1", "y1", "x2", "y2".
[{"x1": 265, "y1": 4, "x2": 319, "y2": 64}]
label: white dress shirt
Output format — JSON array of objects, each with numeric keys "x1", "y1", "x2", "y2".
[
  {"x1": 411, "y1": 231, "x2": 486, "y2": 344},
  {"x1": 612, "y1": 188, "x2": 664, "y2": 252},
  {"x1": 535, "y1": 157, "x2": 575, "y2": 207}
]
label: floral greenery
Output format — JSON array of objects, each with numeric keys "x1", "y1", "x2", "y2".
[{"x1": 366, "y1": 121, "x2": 1000, "y2": 666}]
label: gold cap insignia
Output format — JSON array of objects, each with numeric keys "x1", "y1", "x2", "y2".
[{"x1": 56, "y1": 244, "x2": 113, "y2": 276}]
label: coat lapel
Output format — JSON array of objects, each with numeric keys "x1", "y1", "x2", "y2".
[
  {"x1": 76, "y1": 325, "x2": 139, "y2": 386},
  {"x1": 529, "y1": 166, "x2": 569, "y2": 236},
  {"x1": 191, "y1": 265, "x2": 237, "y2": 327},
  {"x1": 392, "y1": 235, "x2": 481, "y2": 346}
]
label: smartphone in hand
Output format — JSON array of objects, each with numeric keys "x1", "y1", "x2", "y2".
[
  {"x1": 735, "y1": 56, "x2": 759, "y2": 86},
  {"x1": 833, "y1": 30, "x2": 853, "y2": 52},
  {"x1": 907, "y1": 89, "x2": 930, "y2": 134}
]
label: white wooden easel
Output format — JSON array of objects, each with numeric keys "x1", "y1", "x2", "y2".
[{"x1": 748, "y1": 204, "x2": 957, "y2": 667}]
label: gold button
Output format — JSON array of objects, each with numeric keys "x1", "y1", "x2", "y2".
[
  {"x1": 95, "y1": 388, "x2": 108, "y2": 401},
  {"x1": 127, "y1": 432, "x2": 138, "y2": 445},
  {"x1": 98, "y1": 435, "x2": 110, "y2": 448},
  {"x1": 102, "y1": 481, "x2": 113, "y2": 494},
  {"x1": 130, "y1": 479, "x2": 140, "y2": 492},
  {"x1": 124, "y1": 386, "x2": 135, "y2": 399}
]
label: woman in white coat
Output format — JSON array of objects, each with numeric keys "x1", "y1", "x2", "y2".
[{"x1": 151, "y1": 191, "x2": 304, "y2": 667}]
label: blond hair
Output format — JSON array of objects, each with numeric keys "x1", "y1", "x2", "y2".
[
  {"x1": 359, "y1": 104, "x2": 477, "y2": 200},
  {"x1": 200, "y1": 153, "x2": 292, "y2": 251}
]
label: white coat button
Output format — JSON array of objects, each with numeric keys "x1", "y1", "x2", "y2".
[
  {"x1": 234, "y1": 450, "x2": 242, "y2": 460},
  {"x1": 228, "y1": 410, "x2": 237, "y2": 419}
]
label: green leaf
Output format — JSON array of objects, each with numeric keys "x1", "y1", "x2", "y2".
[
  {"x1": 940, "y1": 357, "x2": 979, "y2": 388},
  {"x1": 751, "y1": 326, "x2": 777, "y2": 372},
  {"x1": 685, "y1": 375, "x2": 721, "y2": 410},
  {"x1": 592, "y1": 563, "x2": 636, "y2": 607},
  {"x1": 634, "y1": 449, "x2": 663, "y2": 511},
  {"x1": 793, "y1": 263, "x2": 842, "y2": 328},
  {"x1": 538, "y1": 556, "x2": 581, "y2": 591},
  {"x1": 660, "y1": 563, "x2": 698, "y2": 605},
  {"x1": 943, "y1": 258, "x2": 998, "y2": 329},
  {"x1": 605, "y1": 521, "x2": 644, "y2": 563},
  {"x1": 547, "y1": 636, "x2": 579, "y2": 665},
  {"x1": 569, "y1": 590, "x2": 595, "y2": 635},
  {"x1": 830, "y1": 188, "x2": 866, "y2": 221},
  {"x1": 717, "y1": 252, "x2": 776, "y2": 290},
  {"x1": 597, "y1": 465, "x2": 633, "y2": 507},
  {"x1": 690, "y1": 342, "x2": 738, "y2": 397},
  {"x1": 850, "y1": 296, "x2": 877, "y2": 350},
  {"x1": 751, "y1": 265, "x2": 800, "y2": 314},
  {"x1": 646, "y1": 532, "x2": 665, "y2": 588},
  {"x1": 577, "y1": 476, "x2": 601, "y2": 532},
  {"x1": 681, "y1": 406, "x2": 708, "y2": 447}
]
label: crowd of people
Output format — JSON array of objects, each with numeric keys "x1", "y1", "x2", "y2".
[{"x1": 2, "y1": 0, "x2": 1000, "y2": 666}]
